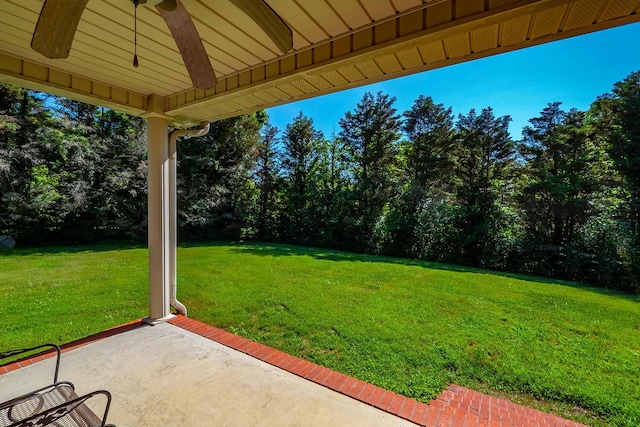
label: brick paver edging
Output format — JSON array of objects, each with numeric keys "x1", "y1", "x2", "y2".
[
  {"x1": 1, "y1": 316, "x2": 588, "y2": 427},
  {"x1": 169, "y1": 315, "x2": 588, "y2": 427}
]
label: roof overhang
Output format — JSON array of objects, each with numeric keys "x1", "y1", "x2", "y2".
[{"x1": 1, "y1": 0, "x2": 639, "y2": 127}]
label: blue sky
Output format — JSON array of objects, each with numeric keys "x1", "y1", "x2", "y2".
[{"x1": 266, "y1": 22, "x2": 640, "y2": 139}]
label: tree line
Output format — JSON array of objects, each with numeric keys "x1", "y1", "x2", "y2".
[{"x1": 1, "y1": 71, "x2": 639, "y2": 292}]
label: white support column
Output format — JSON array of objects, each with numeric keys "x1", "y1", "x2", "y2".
[{"x1": 144, "y1": 94, "x2": 174, "y2": 324}]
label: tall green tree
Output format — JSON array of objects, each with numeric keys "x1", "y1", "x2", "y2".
[
  {"x1": 254, "y1": 121, "x2": 280, "y2": 240},
  {"x1": 52, "y1": 99, "x2": 148, "y2": 242},
  {"x1": 453, "y1": 107, "x2": 514, "y2": 266},
  {"x1": 517, "y1": 103, "x2": 607, "y2": 280},
  {"x1": 177, "y1": 113, "x2": 262, "y2": 240},
  {"x1": 591, "y1": 71, "x2": 640, "y2": 235},
  {"x1": 338, "y1": 91, "x2": 401, "y2": 249},
  {"x1": 0, "y1": 85, "x2": 61, "y2": 243},
  {"x1": 278, "y1": 112, "x2": 324, "y2": 243},
  {"x1": 0, "y1": 90, "x2": 113, "y2": 243},
  {"x1": 313, "y1": 132, "x2": 352, "y2": 247},
  {"x1": 518, "y1": 103, "x2": 601, "y2": 247},
  {"x1": 584, "y1": 73, "x2": 640, "y2": 289},
  {"x1": 387, "y1": 96, "x2": 456, "y2": 257},
  {"x1": 403, "y1": 95, "x2": 456, "y2": 192}
]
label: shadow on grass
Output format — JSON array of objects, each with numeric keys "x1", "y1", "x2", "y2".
[
  {"x1": 0, "y1": 242, "x2": 146, "y2": 256},
  {"x1": 4, "y1": 239, "x2": 637, "y2": 302},
  {"x1": 213, "y1": 240, "x2": 639, "y2": 301}
]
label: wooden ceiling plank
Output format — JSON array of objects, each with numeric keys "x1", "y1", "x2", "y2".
[
  {"x1": 268, "y1": 0, "x2": 328, "y2": 44},
  {"x1": 530, "y1": 4, "x2": 568, "y2": 39},
  {"x1": 355, "y1": 60, "x2": 384, "y2": 78},
  {"x1": 395, "y1": 47, "x2": 424, "y2": 69},
  {"x1": 88, "y1": 1, "x2": 244, "y2": 76},
  {"x1": 359, "y1": 0, "x2": 396, "y2": 21},
  {"x1": 0, "y1": 4, "x2": 39, "y2": 36},
  {"x1": 472, "y1": 24, "x2": 500, "y2": 53},
  {"x1": 0, "y1": 42, "x2": 175, "y2": 103},
  {"x1": 455, "y1": 0, "x2": 485, "y2": 19},
  {"x1": 73, "y1": 22, "x2": 191, "y2": 79},
  {"x1": 8, "y1": 6, "x2": 193, "y2": 90},
  {"x1": 390, "y1": 0, "x2": 424, "y2": 13},
  {"x1": 443, "y1": 32, "x2": 471, "y2": 58},
  {"x1": 562, "y1": 0, "x2": 602, "y2": 31},
  {"x1": 289, "y1": 78, "x2": 320, "y2": 93},
  {"x1": 303, "y1": 75, "x2": 333, "y2": 91},
  {"x1": 184, "y1": 2, "x2": 271, "y2": 64},
  {"x1": 599, "y1": 0, "x2": 637, "y2": 21},
  {"x1": 4, "y1": 0, "x2": 42, "y2": 17},
  {"x1": 295, "y1": 0, "x2": 349, "y2": 37},
  {"x1": 374, "y1": 54, "x2": 403, "y2": 74},
  {"x1": 419, "y1": 40, "x2": 447, "y2": 63},
  {"x1": 229, "y1": 95, "x2": 258, "y2": 109},
  {"x1": 264, "y1": 86, "x2": 292, "y2": 101},
  {"x1": 320, "y1": 70, "x2": 348, "y2": 87},
  {"x1": 78, "y1": 4, "x2": 192, "y2": 70},
  {"x1": 202, "y1": 0, "x2": 282, "y2": 56},
  {"x1": 500, "y1": 14, "x2": 531, "y2": 47},
  {"x1": 326, "y1": 0, "x2": 371, "y2": 30},
  {"x1": 250, "y1": 89, "x2": 280, "y2": 104},
  {"x1": 0, "y1": 20, "x2": 183, "y2": 94},
  {"x1": 278, "y1": 83, "x2": 305, "y2": 97},
  {"x1": 337, "y1": 65, "x2": 366, "y2": 83}
]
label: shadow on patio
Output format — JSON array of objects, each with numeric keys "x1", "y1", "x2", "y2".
[{"x1": 1, "y1": 316, "x2": 586, "y2": 426}]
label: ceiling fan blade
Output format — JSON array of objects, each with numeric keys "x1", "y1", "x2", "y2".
[
  {"x1": 229, "y1": 0, "x2": 293, "y2": 54},
  {"x1": 31, "y1": 0, "x2": 89, "y2": 59},
  {"x1": 157, "y1": 1, "x2": 217, "y2": 90}
]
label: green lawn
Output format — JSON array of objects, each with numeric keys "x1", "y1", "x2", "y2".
[{"x1": 1, "y1": 242, "x2": 638, "y2": 426}]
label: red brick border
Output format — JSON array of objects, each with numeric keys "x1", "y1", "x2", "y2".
[
  {"x1": 2, "y1": 316, "x2": 588, "y2": 427},
  {"x1": 168, "y1": 315, "x2": 589, "y2": 427}
]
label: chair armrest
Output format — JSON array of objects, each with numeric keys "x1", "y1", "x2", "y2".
[
  {"x1": 4, "y1": 387, "x2": 113, "y2": 427},
  {"x1": 0, "y1": 344, "x2": 61, "y2": 383}
]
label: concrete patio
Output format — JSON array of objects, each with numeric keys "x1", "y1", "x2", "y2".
[
  {"x1": 0, "y1": 321, "x2": 414, "y2": 426},
  {"x1": 1, "y1": 316, "x2": 587, "y2": 427}
]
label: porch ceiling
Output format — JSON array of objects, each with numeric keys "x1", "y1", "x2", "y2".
[{"x1": 1, "y1": 0, "x2": 639, "y2": 127}]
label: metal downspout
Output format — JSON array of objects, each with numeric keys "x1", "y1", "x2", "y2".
[{"x1": 168, "y1": 121, "x2": 210, "y2": 316}]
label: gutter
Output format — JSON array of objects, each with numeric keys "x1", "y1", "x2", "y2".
[{"x1": 168, "y1": 121, "x2": 211, "y2": 316}]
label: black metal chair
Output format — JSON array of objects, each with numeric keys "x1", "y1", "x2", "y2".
[{"x1": 0, "y1": 344, "x2": 115, "y2": 427}]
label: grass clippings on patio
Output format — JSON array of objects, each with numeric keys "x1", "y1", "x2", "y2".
[{"x1": 1, "y1": 242, "x2": 638, "y2": 426}]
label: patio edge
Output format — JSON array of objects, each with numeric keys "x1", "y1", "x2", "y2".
[
  {"x1": 168, "y1": 315, "x2": 588, "y2": 427},
  {"x1": 2, "y1": 316, "x2": 589, "y2": 427},
  {"x1": 0, "y1": 319, "x2": 146, "y2": 376}
]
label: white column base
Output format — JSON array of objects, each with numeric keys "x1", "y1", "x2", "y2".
[{"x1": 143, "y1": 314, "x2": 176, "y2": 326}]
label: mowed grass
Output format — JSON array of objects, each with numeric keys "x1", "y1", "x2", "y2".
[
  {"x1": 2, "y1": 242, "x2": 639, "y2": 426},
  {"x1": 0, "y1": 245, "x2": 148, "y2": 348}
]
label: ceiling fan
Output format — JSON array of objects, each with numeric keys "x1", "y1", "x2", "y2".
[{"x1": 30, "y1": 0, "x2": 293, "y2": 90}]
